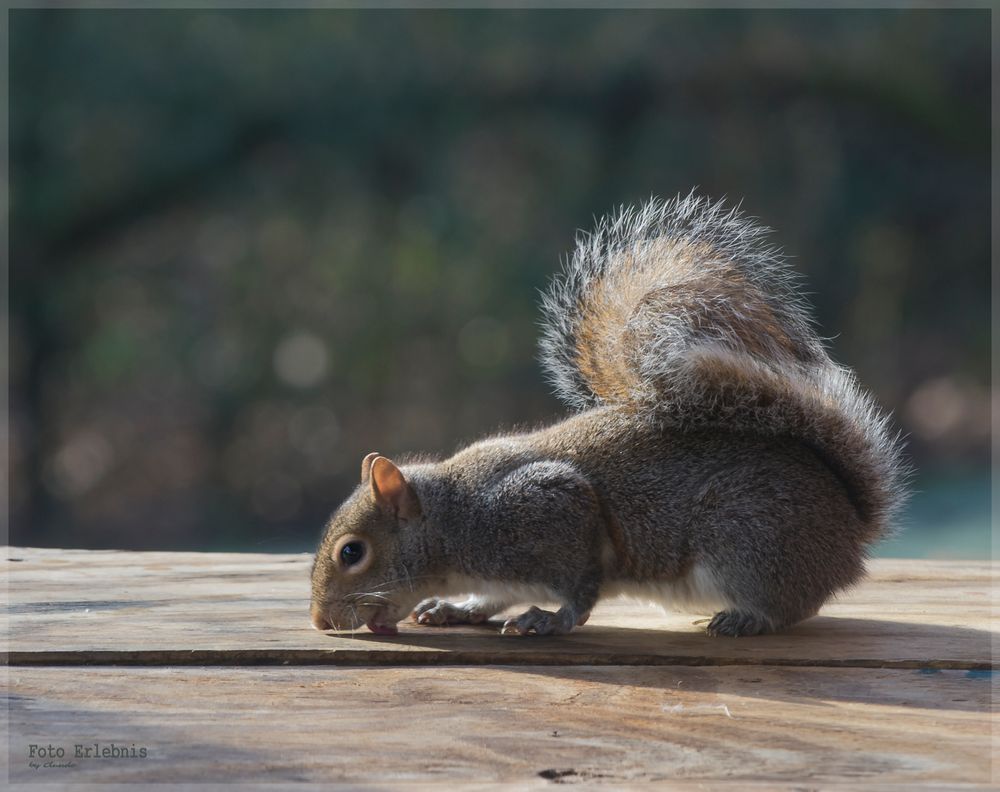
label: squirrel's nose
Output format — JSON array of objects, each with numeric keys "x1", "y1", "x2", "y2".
[{"x1": 310, "y1": 606, "x2": 332, "y2": 631}]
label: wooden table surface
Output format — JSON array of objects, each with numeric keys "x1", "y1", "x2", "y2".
[{"x1": 3, "y1": 547, "x2": 996, "y2": 788}]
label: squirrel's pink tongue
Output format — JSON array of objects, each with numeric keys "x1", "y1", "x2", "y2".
[{"x1": 366, "y1": 620, "x2": 399, "y2": 636}]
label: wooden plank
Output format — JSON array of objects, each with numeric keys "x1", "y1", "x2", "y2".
[
  {"x1": 6, "y1": 666, "x2": 993, "y2": 786},
  {"x1": 4, "y1": 548, "x2": 995, "y2": 668}
]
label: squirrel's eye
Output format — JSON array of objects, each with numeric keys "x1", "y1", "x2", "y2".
[{"x1": 340, "y1": 541, "x2": 366, "y2": 567}]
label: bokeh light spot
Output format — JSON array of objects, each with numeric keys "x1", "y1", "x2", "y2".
[{"x1": 273, "y1": 332, "x2": 329, "y2": 388}]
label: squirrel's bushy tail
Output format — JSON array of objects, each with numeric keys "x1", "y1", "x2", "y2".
[{"x1": 540, "y1": 192, "x2": 909, "y2": 541}]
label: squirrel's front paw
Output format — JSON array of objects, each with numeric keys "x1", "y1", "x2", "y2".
[
  {"x1": 500, "y1": 605, "x2": 578, "y2": 637},
  {"x1": 412, "y1": 597, "x2": 490, "y2": 626}
]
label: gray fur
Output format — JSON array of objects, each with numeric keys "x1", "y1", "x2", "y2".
[
  {"x1": 311, "y1": 193, "x2": 910, "y2": 638},
  {"x1": 540, "y1": 192, "x2": 908, "y2": 538},
  {"x1": 540, "y1": 191, "x2": 825, "y2": 408}
]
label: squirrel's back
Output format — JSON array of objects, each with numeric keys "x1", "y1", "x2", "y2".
[{"x1": 539, "y1": 193, "x2": 909, "y2": 543}]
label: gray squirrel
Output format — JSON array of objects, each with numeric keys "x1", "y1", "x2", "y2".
[{"x1": 310, "y1": 193, "x2": 908, "y2": 638}]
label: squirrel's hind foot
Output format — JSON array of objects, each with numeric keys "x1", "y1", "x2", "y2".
[{"x1": 705, "y1": 609, "x2": 774, "y2": 638}]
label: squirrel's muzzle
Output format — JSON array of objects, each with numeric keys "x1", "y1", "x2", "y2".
[{"x1": 310, "y1": 604, "x2": 332, "y2": 631}]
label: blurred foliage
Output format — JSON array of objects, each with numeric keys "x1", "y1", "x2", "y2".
[{"x1": 9, "y1": 9, "x2": 989, "y2": 553}]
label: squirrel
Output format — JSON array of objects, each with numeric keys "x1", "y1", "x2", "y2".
[{"x1": 310, "y1": 192, "x2": 909, "y2": 638}]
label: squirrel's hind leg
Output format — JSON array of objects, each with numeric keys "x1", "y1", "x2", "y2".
[{"x1": 705, "y1": 609, "x2": 775, "y2": 638}]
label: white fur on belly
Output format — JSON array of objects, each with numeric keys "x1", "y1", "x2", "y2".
[
  {"x1": 440, "y1": 564, "x2": 728, "y2": 616},
  {"x1": 600, "y1": 563, "x2": 729, "y2": 615},
  {"x1": 441, "y1": 575, "x2": 562, "y2": 607}
]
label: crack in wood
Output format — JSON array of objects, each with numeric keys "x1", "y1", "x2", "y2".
[{"x1": 4, "y1": 650, "x2": 994, "y2": 671}]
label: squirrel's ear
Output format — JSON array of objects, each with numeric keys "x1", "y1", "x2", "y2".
[
  {"x1": 360, "y1": 452, "x2": 380, "y2": 483},
  {"x1": 370, "y1": 456, "x2": 422, "y2": 521}
]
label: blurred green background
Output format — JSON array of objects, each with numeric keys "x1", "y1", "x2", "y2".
[{"x1": 9, "y1": 9, "x2": 989, "y2": 557}]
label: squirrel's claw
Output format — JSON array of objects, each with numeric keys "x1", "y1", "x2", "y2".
[
  {"x1": 501, "y1": 605, "x2": 578, "y2": 637},
  {"x1": 412, "y1": 597, "x2": 490, "y2": 626},
  {"x1": 705, "y1": 609, "x2": 771, "y2": 638}
]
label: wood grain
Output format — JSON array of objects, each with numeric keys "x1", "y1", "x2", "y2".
[
  {"x1": 4, "y1": 548, "x2": 997, "y2": 788},
  {"x1": 7, "y1": 665, "x2": 993, "y2": 786},
  {"x1": 3, "y1": 548, "x2": 994, "y2": 669}
]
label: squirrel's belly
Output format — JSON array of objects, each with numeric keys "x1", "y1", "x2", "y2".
[
  {"x1": 443, "y1": 575, "x2": 564, "y2": 607},
  {"x1": 600, "y1": 563, "x2": 730, "y2": 615}
]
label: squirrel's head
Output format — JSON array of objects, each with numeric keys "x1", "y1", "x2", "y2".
[{"x1": 310, "y1": 453, "x2": 429, "y2": 636}]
